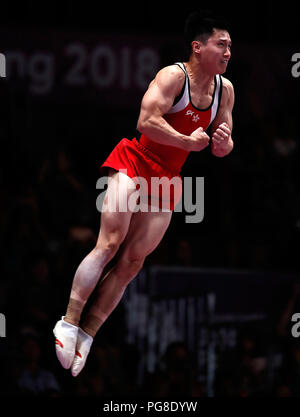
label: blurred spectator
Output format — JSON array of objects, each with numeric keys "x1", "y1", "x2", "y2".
[
  {"x1": 141, "y1": 341, "x2": 197, "y2": 397},
  {"x1": 274, "y1": 279, "x2": 300, "y2": 396},
  {"x1": 17, "y1": 330, "x2": 61, "y2": 396},
  {"x1": 215, "y1": 325, "x2": 268, "y2": 397},
  {"x1": 21, "y1": 256, "x2": 56, "y2": 326}
]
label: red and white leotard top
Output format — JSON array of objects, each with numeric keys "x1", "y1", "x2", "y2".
[{"x1": 139, "y1": 62, "x2": 223, "y2": 173}]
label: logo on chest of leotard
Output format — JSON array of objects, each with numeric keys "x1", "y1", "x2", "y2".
[{"x1": 186, "y1": 110, "x2": 200, "y2": 123}]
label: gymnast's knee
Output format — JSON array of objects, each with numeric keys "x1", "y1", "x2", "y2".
[{"x1": 115, "y1": 253, "x2": 145, "y2": 286}]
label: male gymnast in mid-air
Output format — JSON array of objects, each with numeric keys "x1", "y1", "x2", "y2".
[{"x1": 54, "y1": 10, "x2": 234, "y2": 377}]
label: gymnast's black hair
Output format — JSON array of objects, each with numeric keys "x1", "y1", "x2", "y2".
[{"x1": 184, "y1": 10, "x2": 231, "y2": 56}]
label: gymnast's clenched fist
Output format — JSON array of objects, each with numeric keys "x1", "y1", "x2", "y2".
[{"x1": 211, "y1": 122, "x2": 234, "y2": 157}]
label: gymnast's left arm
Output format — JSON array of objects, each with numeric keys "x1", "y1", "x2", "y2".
[{"x1": 211, "y1": 78, "x2": 235, "y2": 157}]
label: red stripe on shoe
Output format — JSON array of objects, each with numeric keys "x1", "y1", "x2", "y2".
[
  {"x1": 55, "y1": 338, "x2": 63, "y2": 348},
  {"x1": 75, "y1": 350, "x2": 82, "y2": 358}
]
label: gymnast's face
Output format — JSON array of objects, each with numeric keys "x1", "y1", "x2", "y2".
[{"x1": 193, "y1": 29, "x2": 232, "y2": 75}]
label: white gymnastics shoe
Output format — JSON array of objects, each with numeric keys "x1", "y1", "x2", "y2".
[
  {"x1": 71, "y1": 327, "x2": 93, "y2": 377},
  {"x1": 53, "y1": 316, "x2": 78, "y2": 369}
]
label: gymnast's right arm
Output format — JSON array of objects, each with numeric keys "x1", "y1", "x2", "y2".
[{"x1": 136, "y1": 66, "x2": 209, "y2": 152}]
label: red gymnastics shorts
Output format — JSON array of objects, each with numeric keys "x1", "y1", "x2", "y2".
[{"x1": 100, "y1": 138, "x2": 182, "y2": 211}]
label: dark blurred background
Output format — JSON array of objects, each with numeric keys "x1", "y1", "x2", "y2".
[{"x1": 1, "y1": 0, "x2": 300, "y2": 398}]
